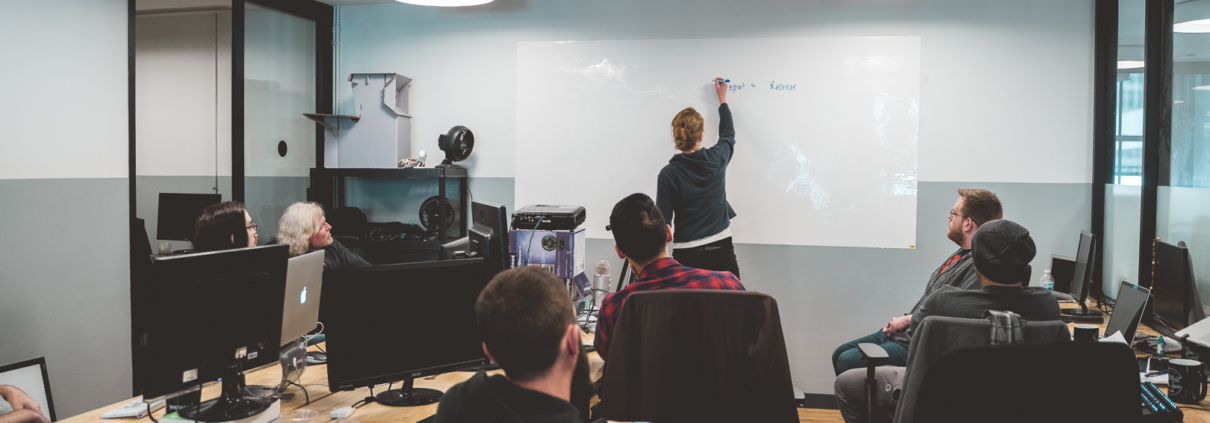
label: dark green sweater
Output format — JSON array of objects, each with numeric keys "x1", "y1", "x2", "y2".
[{"x1": 656, "y1": 103, "x2": 737, "y2": 244}]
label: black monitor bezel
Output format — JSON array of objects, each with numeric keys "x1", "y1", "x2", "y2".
[
  {"x1": 1152, "y1": 240, "x2": 1202, "y2": 330},
  {"x1": 1069, "y1": 230, "x2": 1097, "y2": 305},
  {"x1": 470, "y1": 200, "x2": 510, "y2": 276},
  {"x1": 141, "y1": 244, "x2": 289, "y2": 402},
  {"x1": 323, "y1": 258, "x2": 489, "y2": 392},
  {"x1": 155, "y1": 193, "x2": 222, "y2": 241}
]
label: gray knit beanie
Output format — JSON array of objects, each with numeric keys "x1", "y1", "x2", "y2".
[{"x1": 972, "y1": 219, "x2": 1036, "y2": 284}]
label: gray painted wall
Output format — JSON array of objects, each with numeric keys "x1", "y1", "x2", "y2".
[
  {"x1": 0, "y1": 179, "x2": 131, "y2": 417},
  {"x1": 582, "y1": 181, "x2": 1092, "y2": 394}
]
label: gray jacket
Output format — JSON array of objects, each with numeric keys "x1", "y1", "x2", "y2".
[
  {"x1": 891, "y1": 249, "x2": 980, "y2": 346},
  {"x1": 908, "y1": 285, "x2": 1062, "y2": 339}
]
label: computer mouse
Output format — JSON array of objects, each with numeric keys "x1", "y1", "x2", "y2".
[{"x1": 306, "y1": 352, "x2": 327, "y2": 364}]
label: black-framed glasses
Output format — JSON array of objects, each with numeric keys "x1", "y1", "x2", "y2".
[
  {"x1": 246, "y1": 223, "x2": 258, "y2": 233},
  {"x1": 948, "y1": 210, "x2": 969, "y2": 220}
]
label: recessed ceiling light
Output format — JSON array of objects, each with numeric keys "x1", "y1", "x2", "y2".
[
  {"x1": 1175, "y1": 18, "x2": 1210, "y2": 33},
  {"x1": 1118, "y1": 60, "x2": 1145, "y2": 69},
  {"x1": 1193, "y1": 85, "x2": 1210, "y2": 90},
  {"x1": 395, "y1": 0, "x2": 493, "y2": 6}
]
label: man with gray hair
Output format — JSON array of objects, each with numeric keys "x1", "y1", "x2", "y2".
[{"x1": 832, "y1": 219, "x2": 1062, "y2": 423}]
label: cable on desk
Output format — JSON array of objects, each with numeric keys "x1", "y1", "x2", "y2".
[{"x1": 147, "y1": 403, "x2": 159, "y2": 423}]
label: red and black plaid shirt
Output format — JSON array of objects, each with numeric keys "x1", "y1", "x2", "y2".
[{"x1": 593, "y1": 257, "x2": 746, "y2": 360}]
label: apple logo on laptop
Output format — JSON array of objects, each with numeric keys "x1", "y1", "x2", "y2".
[{"x1": 300, "y1": 286, "x2": 307, "y2": 305}]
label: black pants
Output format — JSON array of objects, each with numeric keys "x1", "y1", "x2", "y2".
[{"x1": 672, "y1": 237, "x2": 741, "y2": 279}]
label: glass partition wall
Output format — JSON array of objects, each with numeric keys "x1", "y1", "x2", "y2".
[
  {"x1": 1159, "y1": 0, "x2": 1210, "y2": 314},
  {"x1": 129, "y1": 0, "x2": 332, "y2": 394},
  {"x1": 1103, "y1": 0, "x2": 1146, "y2": 300}
]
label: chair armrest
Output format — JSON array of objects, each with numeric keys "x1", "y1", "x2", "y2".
[{"x1": 858, "y1": 343, "x2": 889, "y2": 363}]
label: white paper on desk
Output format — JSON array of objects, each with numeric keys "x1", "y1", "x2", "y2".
[
  {"x1": 1100, "y1": 331, "x2": 1127, "y2": 344},
  {"x1": 1141, "y1": 373, "x2": 1169, "y2": 385}
]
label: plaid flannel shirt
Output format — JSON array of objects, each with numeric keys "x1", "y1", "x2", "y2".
[{"x1": 593, "y1": 257, "x2": 746, "y2": 360}]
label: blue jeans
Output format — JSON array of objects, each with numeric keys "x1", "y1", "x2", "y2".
[{"x1": 832, "y1": 330, "x2": 909, "y2": 376}]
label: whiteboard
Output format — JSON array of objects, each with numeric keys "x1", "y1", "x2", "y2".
[{"x1": 516, "y1": 37, "x2": 920, "y2": 248}]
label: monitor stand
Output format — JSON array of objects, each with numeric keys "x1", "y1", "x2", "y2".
[
  {"x1": 179, "y1": 365, "x2": 272, "y2": 422},
  {"x1": 1061, "y1": 303, "x2": 1104, "y2": 323},
  {"x1": 374, "y1": 378, "x2": 442, "y2": 407}
]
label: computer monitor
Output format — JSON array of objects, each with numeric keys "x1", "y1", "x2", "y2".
[
  {"x1": 1061, "y1": 230, "x2": 1102, "y2": 320},
  {"x1": 140, "y1": 244, "x2": 289, "y2": 421},
  {"x1": 439, "y1": 236, "x2": 472, "y2": 260},
  {"x1": 323, "y1": 258, "x2": 489, "y2": 406},
  {"x1": 1153, "y1": 240, "x2": 1205, "y2": 331},
  {"x1": 1104, "y1": 281, "x2": 1150, "y2": 343},
  {"x1": 469, "y1": 201, "x2": 510, "y2": 279},
  {"x1": 156, "y1": 193, "x2": 222, "y2": 241}
]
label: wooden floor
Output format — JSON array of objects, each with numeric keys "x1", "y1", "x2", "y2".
[{"x1": 798, "y1": 408, "x2": 844, "y2": 422}]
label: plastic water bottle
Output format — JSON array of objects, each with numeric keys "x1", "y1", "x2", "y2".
[{"x1": 1040, "y1": 270, "x2": 1055, "y2": 291}]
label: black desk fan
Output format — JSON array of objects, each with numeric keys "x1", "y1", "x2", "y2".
[{"x1": 437, "y1": 125, "x2": 474, "y2": 168}]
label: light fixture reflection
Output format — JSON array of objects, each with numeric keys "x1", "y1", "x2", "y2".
[
  {"x1": 1175, "y1": 18, "x2": 1210, "y2": 33},
  {"x1": 395, "y1": 0, "x2": 493, "y2": 6},
  {"x1": 1117, "y1": 60, "x2": 1145, "y2": 70}
]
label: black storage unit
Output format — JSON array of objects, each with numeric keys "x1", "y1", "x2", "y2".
[{"x1": 310, "y1": 167, "x2": 469, "y2": 264}]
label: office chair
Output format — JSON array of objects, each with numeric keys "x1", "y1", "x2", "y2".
[
  {"x1": 597, "y1": 290, "x2": 798, "y2": 423},
  {"x1": 856, "y1": 316, "x2": 1071, "y2": 423},
  {"x1": 913, "y1": 341, "x2": 1139, "y2": 423}
]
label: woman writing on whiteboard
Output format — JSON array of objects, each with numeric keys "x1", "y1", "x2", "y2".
[{"x1": 655, "y1": 78, "x2": 741, "y2": 278}]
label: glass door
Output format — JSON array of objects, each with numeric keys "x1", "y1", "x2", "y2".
[{"x1": 242, "y1": 2, "x2": 319, "y2": 244}]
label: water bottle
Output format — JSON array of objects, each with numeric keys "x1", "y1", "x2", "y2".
[
  {"x1": 594, "y1": 260, "x2": 611, "y2": 308},
  {"x1": 1040, "y1": 269, "x2": 1055, "y2": 291}
]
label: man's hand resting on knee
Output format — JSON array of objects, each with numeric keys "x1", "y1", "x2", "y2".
[{"x1": 882, "y1": 315, "x2": 911, "y2": 336}]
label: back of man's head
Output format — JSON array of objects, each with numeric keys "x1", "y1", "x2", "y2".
[
  {"x1": 608, "y1": 193, "x2": 668, "y2": 264},
  {"x1": 475, "y1": 266, "x2": 575, "y2": 382},
  {"x1": 972, "y1": 219, "x2": 1036, "y2": 285},
  {"x1": 957, "y1": 189, "x2": 1004, "y2": 227}
]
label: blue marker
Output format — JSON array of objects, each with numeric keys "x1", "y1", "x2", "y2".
[{"x1": 714, "y1": 78, "x2": 730, "y2": 83}]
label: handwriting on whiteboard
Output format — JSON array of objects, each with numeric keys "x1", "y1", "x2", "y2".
[{"x1": 725, "y1": 81, "x2": 797, "y2": 92}]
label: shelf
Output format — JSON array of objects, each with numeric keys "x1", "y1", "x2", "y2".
[
  {"x1": 310, "y1": 167, "x2": 468, "y2": 179},
  {"x1": 339, "y1": 238, "x2": 443, "y2": 250}
]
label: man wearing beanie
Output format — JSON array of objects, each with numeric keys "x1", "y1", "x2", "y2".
[{"x1": 832, "y1": 219, "x2": 1061, "y2": 423}]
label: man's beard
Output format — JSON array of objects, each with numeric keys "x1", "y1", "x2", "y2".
[{"x1": 947, "y1": 225, "x2": 966, "y2": 247}]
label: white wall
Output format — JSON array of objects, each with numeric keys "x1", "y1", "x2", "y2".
[
  {"x1": 135, "y1": 11, "x2": 233, "y2": 177},
  {"x1": 336, "y1": 0, "x2": 1093, "y2": 184},
  {"x1": 0, "y1": 0, "x2": 132, "y2": 418},
  {"x1": 0, "y1": 0, "x2": 130, "y2": 180}
]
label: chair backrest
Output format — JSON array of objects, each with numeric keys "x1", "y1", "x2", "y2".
[
  {"x1": 913, "y1": 341, "x2": 1139, "y2": 423},
  {"x1": 892, "y1": 316, "x2": 1071, "y2": 423},
  {"x1": 0, "y1": 357, "x2": 56, "y2": 421},
  {"x1": 599, "y1": 289, "x2": 798, "y2": 423}
]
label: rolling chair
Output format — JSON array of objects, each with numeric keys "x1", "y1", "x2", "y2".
[
  {"x1": 913, "y1": 341, "x2": 1139, "y2": 423},
  {"x1": 597, "y1": 290, "x2": 798, "y2": 423},
  {"x1": 855, "y1": 316, "x2": 1071, "y2": 423}
]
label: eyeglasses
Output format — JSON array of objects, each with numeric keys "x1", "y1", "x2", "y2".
[
  {"x1": 247, "y1": 223, "x2": 258, "y2": 233},
  {"x1": 948, "y1": 210, "x2": 969, "y2": 221}
]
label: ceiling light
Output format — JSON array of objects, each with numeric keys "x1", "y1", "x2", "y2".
[
  {"x1": 1175, "y1": 18, "x2": 1210, "y2": 33},
  {"x1": 1118, "y1": 60, "x2": 1145, "y2": 69},
  {"x1": 1193, "y1": 85, "x2": 1210, "y2": 90},
  {"x1": 395, "y1": 0, "x2": 493, "y2": 6}
]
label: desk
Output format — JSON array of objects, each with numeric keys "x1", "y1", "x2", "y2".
[
  {"x1": 63, "y1": 333, "x2": 604, "y2": 423},
  {"x1": 1061, "y1": 300, "x2": 1210, "y2": 422}
]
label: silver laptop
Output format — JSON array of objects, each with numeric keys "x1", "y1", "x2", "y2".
[
  {"x1": 281, "y1": 250, "x2": 325, "y2": 347},
  {"x1": 1177, "y1": 309, "x2": 1210, "y2": 348}
]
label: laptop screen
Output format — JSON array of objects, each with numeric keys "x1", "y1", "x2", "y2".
[{"x1": 1104, "y1": 281, "x2": 1150, "y2": 342}]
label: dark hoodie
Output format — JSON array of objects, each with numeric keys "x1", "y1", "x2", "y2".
[
  {"x1": 433, "y1": 371, "x2": 585, "y2": 423},
  {"x1": 656, "y1": 103, "x2": 737, "y2": 244}
]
